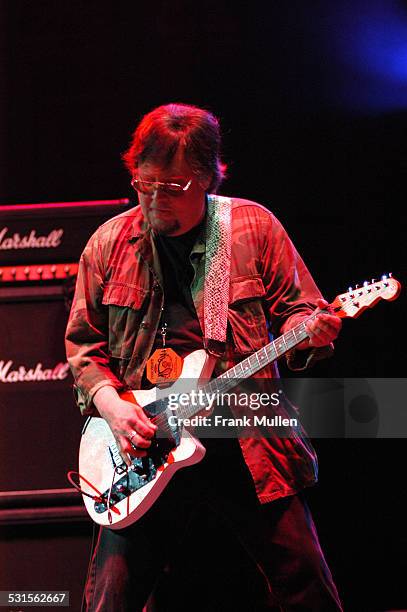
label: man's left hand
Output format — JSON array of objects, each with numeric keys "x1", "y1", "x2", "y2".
[{"x1": 297, "y1": 298, "x2": 342, "y2": 349}]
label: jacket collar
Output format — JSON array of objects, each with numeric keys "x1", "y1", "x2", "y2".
[{"x1": 126, "y1": 208, "x2": 206, "y2": 286}]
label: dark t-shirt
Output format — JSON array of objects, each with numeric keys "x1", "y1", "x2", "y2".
[
  {"x1": 148, "y1": 224, "x2": 240, "y2": 453},
  {"x1": 151, "y1": 223, "x2": 205, "y2": 357}
]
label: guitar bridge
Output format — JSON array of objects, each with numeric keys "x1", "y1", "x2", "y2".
[{"x1": 95, "y1": 438, "x2": 175, "y2": 514}]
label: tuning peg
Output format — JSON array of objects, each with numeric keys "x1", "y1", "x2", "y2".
[
  {"x1": 389, "y1": 272, "x2": 393, "y2": 277},
  {"x1": 381, "y1": 274, "x2": 387, "y2": 281},
  {"x1": 363, "y1": 281, "x2": 369, "y2": 287},
  {"x1": 348, "y1": 286, "x2": 353, "y2": 292},
  {"x1": 355, "y1": 284, "x2": 359, "y2": 289},
  {"x1": 371, "y1": 278, "x2": 376, "y2": 283}
]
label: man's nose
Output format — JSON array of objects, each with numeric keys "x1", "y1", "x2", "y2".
[{"x1": 150, "y1": 191, "x2": 170, "y2": 208}]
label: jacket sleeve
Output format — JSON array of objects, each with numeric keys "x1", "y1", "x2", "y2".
[
  {"x1": 65, "y1": 229, "x2": 125, "y2": 415},
  {"x1": 260, "y1": 212, "x2": 333, "y2": 370}
]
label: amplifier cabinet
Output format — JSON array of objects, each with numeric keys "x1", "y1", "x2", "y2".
[
  {"x1": 0, "y1": 198, "x2": 130, "y2": 265},
  {"x1": 0, "y1": 286, "x2": 83, "y2": 495},
  {"x1": 0, "y1": 200, "x2": 127, "y2": 607}
]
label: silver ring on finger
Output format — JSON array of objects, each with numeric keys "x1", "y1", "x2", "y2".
[{"x1": 128, "y1": 430, "x2": 137, "y2": 446}]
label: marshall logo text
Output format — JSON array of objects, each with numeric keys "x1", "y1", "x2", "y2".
[
  {"x1": 0, "y1": 360, "x2": 70, "y2": 383},
  {"x1": 0, "y1": 227, "x2": 64, "y2": 250}
]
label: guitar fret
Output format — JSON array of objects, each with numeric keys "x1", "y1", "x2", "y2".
[
  {"x1": 265, "y1": 345, "x2": 276, "y2": 361},
  {"x1": 241, "y1": 361, "x2": 250, "y2": 373},
  {"x1": 276, "y1": 339, "x2": 285, "y2": 354},
  {"x1": 258, "y1": 347, "x2": 267, "y2": 364},
  {"x1": 285, "y1": 329, "x2": 296, "y2": 349},
  {"x1": 237, "y1": 363, "x2": 244, "y2": 374}
]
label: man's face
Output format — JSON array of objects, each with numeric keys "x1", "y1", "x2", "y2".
[{"x1": 136, "y1": 148, "x2": 208, "y2": 236}]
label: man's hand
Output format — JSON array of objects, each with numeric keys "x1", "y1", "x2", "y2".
[
  {"x1": 93, "y1": 386, "x2": 157, "y2": 467},
  {"x1": 296, "y1": 298, "x2": 342, "y2": 350}
]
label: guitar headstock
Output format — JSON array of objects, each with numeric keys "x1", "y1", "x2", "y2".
[{"x1": 331, "y1": 275, "x2": 401, "y2": 319}]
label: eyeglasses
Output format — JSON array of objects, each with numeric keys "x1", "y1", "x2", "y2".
[{"x1": 131, "y1": 177, "x2": 193, "y2": 196}]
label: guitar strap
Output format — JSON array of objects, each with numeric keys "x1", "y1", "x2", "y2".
[{"x1": 203, "y1": 194, "x2": 232, "y2": 357}]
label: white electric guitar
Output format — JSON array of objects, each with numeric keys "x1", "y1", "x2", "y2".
[{"x1": 76, "y1": 276, "x2": 401, "y2": 529}]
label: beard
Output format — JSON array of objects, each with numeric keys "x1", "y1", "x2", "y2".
[{"x1": 148, "y1": 212, "x2": 180, "y2": 236}]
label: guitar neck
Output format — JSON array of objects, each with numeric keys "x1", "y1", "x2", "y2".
[
  {"x1": 178, "y1": 313, "x2": 316, "y2": 422},
  {"x1": 212, "y1": 318, "x2": 310, "y2": 389},
  {"x1": 163, "y1": 275, "x2": 401, "y2": 423}
]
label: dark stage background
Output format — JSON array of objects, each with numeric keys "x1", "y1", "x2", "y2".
[{"x1": 0, "y1": 1, "x2": 406, "y2": 610}]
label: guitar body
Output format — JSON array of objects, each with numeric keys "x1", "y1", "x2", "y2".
[{"x1": 79, "y1": 349, "x2": 212, "y2": 529}]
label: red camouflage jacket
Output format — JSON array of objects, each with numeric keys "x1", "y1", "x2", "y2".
[{"x1": 65, "y1": 196, "x2": 331, "y2": 503}]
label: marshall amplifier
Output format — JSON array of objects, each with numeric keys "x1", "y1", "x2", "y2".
[
  {"x1": 0, "y1": 198, "x2": 131, "y2": 265},
  {"x1": 0, "y1": 199, "x2": 134, "y2": 607},
  {"x1": 0, "y1": 285, "x2": 83, "y2": 493},
  {"x1": 0, "y1": 199, "x2": 131, "y2": 520}
]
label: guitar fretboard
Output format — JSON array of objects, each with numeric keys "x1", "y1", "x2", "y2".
[{"x1": 174, "y1": 316, "x2": 312, "y2": 422}]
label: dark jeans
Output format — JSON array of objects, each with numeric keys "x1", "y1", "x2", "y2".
[{"x1": 85, "y1": 439, "x2": 343, "y2": 611}]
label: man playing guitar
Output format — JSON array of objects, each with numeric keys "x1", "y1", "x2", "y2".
[{"x1": 66, "y1": 103, "x2": 343, "y2": 611}]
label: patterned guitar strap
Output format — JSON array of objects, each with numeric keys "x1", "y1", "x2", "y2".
[{"x1": 203, "y1": 194, "x2": 232, "y2": 359}]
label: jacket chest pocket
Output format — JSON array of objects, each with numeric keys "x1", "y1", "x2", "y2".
[
  {"x1": 228, "y1": 275, "x2": 269, "y2": 354},
  {"x1": 102, "y1": 282, "x2": 149, "y2": 361}
]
